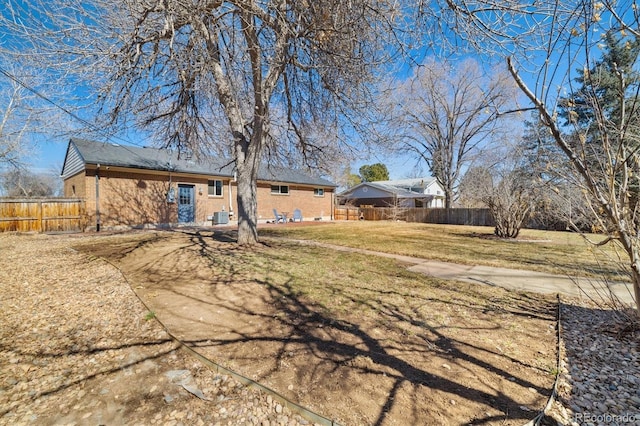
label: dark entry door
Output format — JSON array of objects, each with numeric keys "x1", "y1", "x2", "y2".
[{"x1": 178, "y1": 184, "x2": 195, "y2": 223}]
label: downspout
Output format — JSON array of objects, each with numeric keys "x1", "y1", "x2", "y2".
[
  {"x1": 331, "y1": 188, "x2": 334, "y2": 220},
  {"x1": 230, "y1": 172, "x2": 236, "y2": 213},
  {"x1": 95, "y1": 164, "x2": 100, "y2": 232}
]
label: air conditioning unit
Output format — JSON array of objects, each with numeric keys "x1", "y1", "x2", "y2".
[{"x1": 213, "y1": 211, "x2": 229, "y2": 225}]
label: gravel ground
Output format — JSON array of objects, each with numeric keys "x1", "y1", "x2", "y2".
[
  {"x1": 0, "y1": 233, "x2": 312, "y2": 426},
  {"x1": 548, "y1": 304, "x2": 640, "y2": 426},
  {"x1": 1, "y1": 232, "x2": 639, "y2": 426}
]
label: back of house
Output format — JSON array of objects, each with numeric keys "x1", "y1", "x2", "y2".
[{"x1": 61, "y1": 139, "x2": 336, "y2": 231}]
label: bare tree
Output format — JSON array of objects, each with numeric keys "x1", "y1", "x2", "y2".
[
  {"x1": 0, "y1": 48, "x2": 85, "y2": 175},
  {"x1": 383, "y1": 196, "x2": 409, "y2": 222},
  {"x1": 1, "y1": 0, "x2": 407, "y2": 245},
  {"x1": 458, "y1": 140, "x2": 538, "y2": 238},
  {"x1": 485, "y1": 173, "x2": 534, "y2": 239},
  {"x1": 519, "y1": 114, "x2": 596, "y2": 232},
  {"x1": 387, "y1": 58, "x2": 517, "y2": 209},
  {"x1": 434, "y1": 0, "x2": 640, "y2": 311},
  {"x1": 0, "y1": 64, "x2": 42, "y2": 169},
  {"x1": 455, "y1": 168, "x2": 486, "y2": 208},
  {"x1": 1, "y1": 168, "x2": 55, "y2": 197},
  {"x1": 0, "y1": 87, "x2": 25, "y2": 168}
]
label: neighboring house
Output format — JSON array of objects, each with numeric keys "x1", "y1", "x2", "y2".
[
  {"x1": 61, "y1": 138, "x2": 336, "y2": 230},
  {"x1": 337, "y1": 177, "x2": 445, "y2": 208}
]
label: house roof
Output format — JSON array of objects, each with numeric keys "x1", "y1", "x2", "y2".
[
  {"x1": 372, "y1": 177, "x2": 439, "y2": 190},
  {"x1": 61, "y1": 138, "x2": 336, "y2": 187},
  {"x1": 338, "y1": 181, "x2": 432, "y2": 199}
]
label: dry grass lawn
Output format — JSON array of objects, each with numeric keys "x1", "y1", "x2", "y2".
[
  {"x1": 261, "y1": 221, "x2": 624, "y2": 280},
  {"x1": 74, "y1": 228, "x2": 559, "y2": 425}
]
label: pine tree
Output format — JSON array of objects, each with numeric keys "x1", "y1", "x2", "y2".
[
  {"x1": 561, "y1": 31, "x2": 640, "y2": 128},
  {"x1": 359, "y1": 163, "x2": 390, "y2": 182}
]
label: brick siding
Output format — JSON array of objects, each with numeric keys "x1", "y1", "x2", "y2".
[{"x1": 67, "y1": 167, "x2": 333, "y2": 229}]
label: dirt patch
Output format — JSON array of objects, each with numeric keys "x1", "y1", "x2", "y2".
[
  {"x1": 0, "y1": 232, "x2": 310, "y2": 426},
  {"x1": 75, "y1": 229, "x2": 558, "y2": 425}
]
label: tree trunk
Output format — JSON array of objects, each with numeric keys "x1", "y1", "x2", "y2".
[
  {"x1": 625, "y1": 244, "x2": 640, "y2": 315},
  {"x1": 631, "y1": 264, "x2": 640, "y2": 316},
  {"x1": 234, "y1": 134, "x2": 261, "y2": 246},
  {"x1": 235, "y1": 165, "x2": 259, "y2": 245},
  {"x1": 444, "y1": 188, "x2": 453, "y2": 209}
]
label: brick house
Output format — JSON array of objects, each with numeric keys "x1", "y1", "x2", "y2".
[{"x1": 61, "y1": 139, "x2": 336, "y2": 231}]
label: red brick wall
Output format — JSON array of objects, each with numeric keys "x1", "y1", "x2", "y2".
[
  {"x1": 81, "y1": 169, "x2": 179, "y2": 229},
  {"x1": 63, "y1": 173, "x2": 86, "y2": 199},
  {"x1": 256, "y1": 183, "x2": 333, "y2": 222},
  {"x1": 72, "y1": 167, "x2": 333, "y2": 229}
]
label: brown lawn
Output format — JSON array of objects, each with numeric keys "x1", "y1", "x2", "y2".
[{"x1": 75, "y1": 228, "x2": 558, "y2": 425}]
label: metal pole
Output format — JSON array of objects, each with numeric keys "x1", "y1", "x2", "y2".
[{"x1": 95, "y1": 164, "x2": 100, "y2": 232}]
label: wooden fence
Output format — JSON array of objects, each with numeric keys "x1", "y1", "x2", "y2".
[
  {"x1": 0, "y1": 198, "x2": 86, "y2": 233},
  {"x1": 333, "y1": 206, "x2": 362, "y2": 221},
  {"x1": 336, "y1": 206, "x2": 495, "y2": 227}
]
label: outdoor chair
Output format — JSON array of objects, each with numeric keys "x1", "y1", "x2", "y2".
[
  {"x1": 292, "y1": 209, "x2": 303, "y2": 222},
  {"x1": 273, "y1": 209, "x2": 286, "y2": 223}
]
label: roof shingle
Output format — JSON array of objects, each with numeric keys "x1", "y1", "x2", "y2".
[{"x1": 63, "y1": 138, "x2": 336, "y2": 187}]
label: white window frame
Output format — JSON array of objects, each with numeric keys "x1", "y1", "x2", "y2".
[
  {"x1": 314, "y1": 188, "x2": 325, "y2": 197},
  {"x1": 208, "y1": 179, "x2": 223, "y2": 197}
]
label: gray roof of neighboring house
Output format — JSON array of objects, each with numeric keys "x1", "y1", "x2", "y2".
[
  {"x1": 372, "y1": 177, "x2": 439, "y2": 189},
  {"x1": 338, "y1": 182, "x2": 432, "y2": 199},
  {"x1": 61, "y1": 138, "x2": 336, "y2": 187}
]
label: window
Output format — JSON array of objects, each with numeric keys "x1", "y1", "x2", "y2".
[
  {"x1": 208, "y1": 179, "x2": 223, "y2": 196},
  {"x1": 314, "y1": 188, "x2": 324, "y2": 197},
  {"x1": 271, "y1": 185, "x2": 289, "y2": 195}
]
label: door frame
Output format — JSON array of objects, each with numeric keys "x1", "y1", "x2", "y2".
[{"x1": 177, "y1": 184, "x2": 195, "y2": 223}]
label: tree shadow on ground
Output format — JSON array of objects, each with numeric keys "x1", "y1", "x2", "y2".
[
  {"x1": 1, "y1": 340, "x2": 179, "y2": 418},
  {"x1": 88, "y1": 229, "x2": 559, "y2": 425}
]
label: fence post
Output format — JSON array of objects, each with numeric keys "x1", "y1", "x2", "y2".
[{"x1": 37, "y1": 200, "x2": 43, "y2": 232}]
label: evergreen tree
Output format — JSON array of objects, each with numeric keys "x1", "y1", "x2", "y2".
[
  {"x1": 560, "y1": 31, "x2": 640, "y2": 129},
  {"x1": 559, "y1": 31, "x2": 640, "y2": 228},
  {"x1": 521, "y1": 113, "x2": 565, "y2": 180},
  {"x1": 520, "y1": 114, "x2": 595, "y2": 231},
  {"x1": 359, "y1": 163, "x2": 390, "y2": 182}
]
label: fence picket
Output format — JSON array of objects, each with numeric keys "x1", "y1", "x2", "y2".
[
  {"x1": 0, "y1": 199, "x2": 86, "y2": 233},
  {"x1": 335, "y1": 207, "x2": 495, "y2": 227}
]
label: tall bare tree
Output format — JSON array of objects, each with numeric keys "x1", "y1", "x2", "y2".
[
  {"x1": 434, "y1": 0, "x2": 640, "y2": 311},
  {"x1": 387, "y1": 58, "x2": 517, "y2": 208},
  {"x1": 0, "y1": 47, "x2": 87, "y2": 174},
  {"x1": 1, "y1": 0, "x2": 406, "y2": 245},
  {"x1": 1, "y1": 168, "x2": 56, "y2": 197},
  {"x1": 0, "y1": 64, "x2": 43, "y2": 169},
  {"x1": 517, "y1": 114, "x2": 595, "y2": 232}
]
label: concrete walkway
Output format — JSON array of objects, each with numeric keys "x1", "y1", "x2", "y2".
[{"x1": 288, "y1": 239, "x2": 637, "y2": 307}]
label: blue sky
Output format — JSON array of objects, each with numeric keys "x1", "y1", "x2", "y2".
[
  {"x1": 19, "y1": 58, "x2": 519, "y2": 182},
  {"x1": 10, "y1": 1, "x2": 615, "y2": 182},
  {"x1": 1, "y1": 3, "x2": 501, "y2": 182},
  {"x1": 29, "y1": 139, "x2": 68, "y2": 175},
  {"x1": 15, "y1": 61, "x2": 523, "y2": 183},
  {"x1": 29, "y1": 137, "x2": 422, "y2": 181}
]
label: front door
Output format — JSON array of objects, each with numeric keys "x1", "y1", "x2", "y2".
[{"x1": 178, "y1": 184, "x2": 195, "y2": 223}]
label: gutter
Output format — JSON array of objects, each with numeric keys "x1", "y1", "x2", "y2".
[{"x1": 95, "y1": 164, "x2": 101, "y2": 232}]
